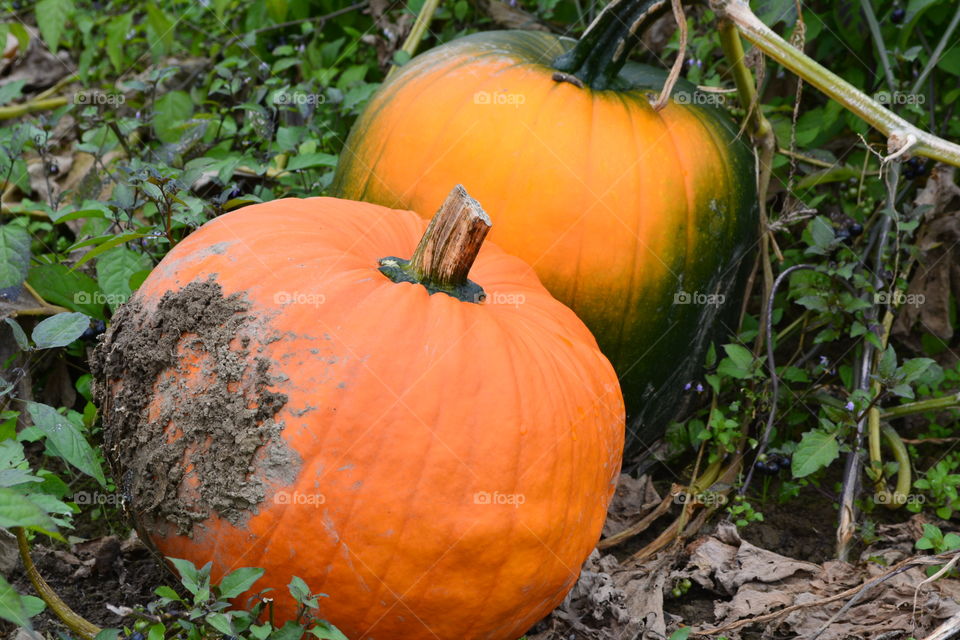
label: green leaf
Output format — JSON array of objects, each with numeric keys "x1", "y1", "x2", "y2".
[
  {"x1": 105, "y1": 12, "x2": 133, "y2": 73},
  {"x1": 808, "y1": 216, "x2": 835, "y2": 251},
  {"x1": 147, "y1": 622, "x2": 165, "y2": 640},
  {"x1": 94, "y1": 629, "x2": 122, "y2": 640},
  {"x1": 943, "y1": 533, "x2": 960, "y2": 551},
  {"x1": 73, "y1": 232, "x2": 153, "y2": 269},
  {"x1": 25, "y1": 402, "x2": 105, "y2": 485},
  {"x1": 266, "y1": 0, "x2": 288, "y2": 22},
  {"x1": 206, "y1": 612, "x2": 234, "y2": 635},
  {"x1": 288, "y1": 575, "x2": 310, "y2": 603},
  {"x1": 219, "y1": 567, "x2": 265, "y2": 598},
  {"x1": 96, "y1": 246, "x2": 152, "y2": 311},
  {"x1": 4, "y1": 318, "x2": 30, "y2": 351},
  {"x1": 31, "y1": 312, "x2": 90, "y2": 349},
  {"x1": 167, "y1": 557, "x2": 201, "y2": 594},
  {"x1": 899, "y1": 358, "x2": 935, "y2": 384},
  {"x1": 0, "y1": 80, "x2": 26, "y2": 107},
  {"x1": 0, "y1": 574, "x2": 31, "y2": 628},
  {"x1": 35, "y1": 0, "x2": 74, "y2": 53},
  {"x1": 145, "y1": 5, "x2": 174, "y2": 57},
  {"x1": 0, "y1": 487, "x2": 57, "y2": 530},
  {"x1": 9, "y1": 23, "x2": 30, "y2": 55},
  {"x1": 286, "y1": 153, "x2": 338, "y2": 171},
  {"x1": 153, "y1": 585, "x2": 181, "y2": 601},
  {"x1": 152, "y1": 91, "x2": 194, "y2": 143},
  {"x1": 213, "y1": 0, "x2": 231, "y2": 19},
  {"x1": 0, "y1": 225, "x2": 31, "y2": 288},
  {"x1": 27, "y1": 263, "x2": 105, "y2": 320},
  {"x1": 936, "y1": 47, "x2": 960, "y2": 77},
  {"x1": 878, "y1": 345, "x2": 898, "y2": 379},
  {"x1": 792, "y1": 431, "x2": 839, "y2": 478},
  {"x1": 308, "y1": 622, "x2": 349, "y2": 640},
  {"x1": 274, "y1": 621, "x2": 307, "y2": 640},
  {"x1": 21, "y1": 595, "x2": 45, "y2": 618},
  {"x1": 668, "y1": 628, "x2": 693, "y2": 640},
  {"x1": 723, "y1": 344, "x2": 754, "y2": 370}
]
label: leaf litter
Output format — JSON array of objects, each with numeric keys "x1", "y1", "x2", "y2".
[{"x1": 528, "y1": 474, "x2": 960, "y2": 640}]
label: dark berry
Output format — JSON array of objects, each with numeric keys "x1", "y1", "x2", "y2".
[
  {"x1": 904, "y1": 156, "x2": 928, "y2": 180},
  {"x1": 81, "y1": 320, "x2": 106, "y2": 341},
  {"x1": 848, "y1": 223, "x2": 863, "y2": 237},
  {"x1": 892, "y1": 8, "x2": 906, "y2": 23},
  {"x1": 128, "y1": 633, "x2": 145, "y2": 640},
  {"x1": 227, "y1": 186, "x2": 242, "y2": 199},
  {"x1": 45, "y1": 162, "x2": 59, "y2": 175}
]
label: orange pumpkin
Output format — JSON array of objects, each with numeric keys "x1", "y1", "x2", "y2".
[
  {"x1": 333, "y1": 0, "x2": 757, "y2": 448},
  {"x1": 93, "y1": 187, "x2": 625, "y2": 640}
]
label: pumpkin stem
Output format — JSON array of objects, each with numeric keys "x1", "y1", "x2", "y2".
[
  {"x1": 379, "y1": 185, "x2": 491, "y2": 303},
  {"x1": 552, "y1": 0, "x2": 682, "y2": 90}
]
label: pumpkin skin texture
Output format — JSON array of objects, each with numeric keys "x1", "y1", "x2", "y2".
[
  {"x1": 92, "y1": 197, "x2": 625, "y2": 640},
  {"x1": 332, "y1": 30, "x2": 757, "y2": 449}
]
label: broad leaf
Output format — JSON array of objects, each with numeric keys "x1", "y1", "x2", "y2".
[
  {"x1": 0, "y1": 225, "x2": 30, "y2": 289},
  {"x1": 792, "y1": 431, "x2": 840, "y2": 478},
  {"x1": 219, "y1": 567, "x2": 265, "y2": 599},
  {"x1": 25, "y1": 402, "x2": 105, "y2": 485},
  {"x1": 31, "y1": 312, "x2": 90, "y2": 349},
  {"x1": 35, "y1": 0, "x2": 74, "y2": 53},
  {"x1": 0, "y1": 487, "x2": 57, "y2": 530}
]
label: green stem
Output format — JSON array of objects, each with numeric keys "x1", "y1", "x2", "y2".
[
  {"x1": 14, "y1": 527, "x2": 102, "y2": 640},
  {"x1": 386, "y1": 0, "x2": 440, "y2": 80},
  {"x1": 859, "y1": 0, "x2": 895, "y2": 91},
  {"x1": 378, "y1": 185, "x2": 490, "y2": 302},
  {"x1": 881, "y1": 393, "x2": 960, "y2": 420},
  {"x1": 718, "y1": 17, "x2": 777, "y2": 362},
  {"x1": 712, "y1": 0, "x2": 960, "y2": 167},
  {"x1": 552, "y1": 0, "x2": 676, "y2": 90},
  {"x1": 876, "y1": 423, "x2": 912, "y2": 510},
  {"x1": 0, "y1": 96, "x2": 69, "y2": 120},
  {"x1": 910, "y1": 3, "x2": 960, "y2": 96}
]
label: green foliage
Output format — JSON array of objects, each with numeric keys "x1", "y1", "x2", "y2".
[
  {"x1": 2, "y1": 0, "x2": 960, "y2": 632},
  {"x1": 94, "y1": 559, "x2": 347, "y2": 640}
]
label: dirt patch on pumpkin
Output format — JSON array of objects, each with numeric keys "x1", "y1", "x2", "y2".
[{"x1": 90, "y1": 277, "x2": 301, "y2": 535}]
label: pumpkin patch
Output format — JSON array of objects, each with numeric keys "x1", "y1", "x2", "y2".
[{"x1": 91, "y1": 188, "x2": 625, "y2": 639}]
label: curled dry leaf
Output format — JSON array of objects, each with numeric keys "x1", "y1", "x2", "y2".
[{"x1": 602, "y1": 473, "x2": 662, "y2": 539}]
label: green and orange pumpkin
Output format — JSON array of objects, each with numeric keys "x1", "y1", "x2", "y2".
[
  {"x1": 333, "y1": 0, "x2": 758, "y2": 449},
  {"x1": 92, "y1": 187, "x2": 625, "y2": 639}
]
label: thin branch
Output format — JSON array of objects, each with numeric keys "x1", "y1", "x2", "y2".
[{"x1": 910, "y1": 3, "x2": 960, "y2": 95}]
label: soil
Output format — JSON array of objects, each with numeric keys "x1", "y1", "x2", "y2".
[
  {"x1": 90, "y1": 277, "x2": 301, "y2": 535},
  {"x1": 4, "y1": 531, "x2": 173, "y2": 638}
]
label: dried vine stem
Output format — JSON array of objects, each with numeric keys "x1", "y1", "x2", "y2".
[{"x1": 710, "y1": 0, "x2": 960, "y2": 167}]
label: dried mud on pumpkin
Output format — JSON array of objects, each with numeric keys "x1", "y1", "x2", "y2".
[
  {"x1": 90, "y1": 277, "x2": 301, "y2": 535},
  {"x1": 527, "y1": 475, "x2": 960, "y2": 640}
]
